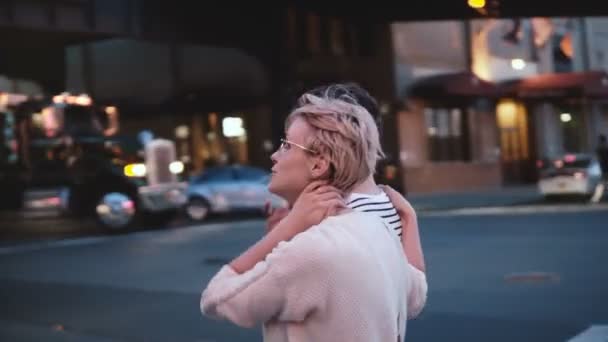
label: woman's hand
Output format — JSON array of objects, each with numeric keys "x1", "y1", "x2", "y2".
[
  {"x1": 264, "y1": 201, "x2": 290, "y2": 233},
  {"x1": 282, "y1": 180, "x2": 345, "y2": 235},
  {"x1": 230, "y1": 181, "x2": 345, "y2": 274}
]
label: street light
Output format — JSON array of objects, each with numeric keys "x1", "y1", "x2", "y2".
[
  {"x1": 467, "y1": 0, "x2": 486, "y2": 8},
  {"x1": 511, "y1": 58, "x2": 526, "y2": 70},
  {"x1": 560, "y1": 113, "x2": 572, "y2": 123}
]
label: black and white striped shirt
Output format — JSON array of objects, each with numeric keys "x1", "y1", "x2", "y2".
[{"x1": 347, "y1": 191, "x2": 403, "y2": 237}]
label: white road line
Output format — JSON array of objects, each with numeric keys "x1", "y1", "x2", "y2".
[
  {"x1": 0, "y1": 219, "x2": 262, "y2": 256},
  {"x1": 0, "y1": 236, "x2": 110, "y2": 255},
  {"x1": 566, "y1": 325, "x2": 608, "y2": 342},
  {"x1": 420, "y1": 203, "x2": 608, "y2": 217}
]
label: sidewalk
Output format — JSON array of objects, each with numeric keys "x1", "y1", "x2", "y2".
[{"x1": 406, "y1": 185, "x2": 544, "y2": 212}]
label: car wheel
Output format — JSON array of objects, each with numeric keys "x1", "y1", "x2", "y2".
[
  {"x1": 186, "y1": 198, "x2": 210, "y2": 221},
  {"x1": 95, "y1": 192, "x2": 137, "y2": 233}
]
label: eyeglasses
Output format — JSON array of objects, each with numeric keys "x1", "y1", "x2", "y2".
[{"x1": 279, "y1": 138, "x2": 317, "y2": 154}]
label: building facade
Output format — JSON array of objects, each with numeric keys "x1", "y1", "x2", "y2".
[{"x1": 392, "y1": 17, "x2": 608, "y2": 193}]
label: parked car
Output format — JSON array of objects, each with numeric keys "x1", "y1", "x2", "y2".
[
  {"x1": 537, "y1": 153, "x2": 603, "y2": 199},
  {"x1": 185, "y1": 165, "x2": 287, "y2": 221}
]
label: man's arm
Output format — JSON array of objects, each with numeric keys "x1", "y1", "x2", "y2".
[{"x1": 381, "y1": 185, "x2": 426, "y2": 272}]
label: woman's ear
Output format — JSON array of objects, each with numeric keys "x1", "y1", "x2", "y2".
[{"x1": 310, "y1": 154, "x2": 331, "y2": 180}]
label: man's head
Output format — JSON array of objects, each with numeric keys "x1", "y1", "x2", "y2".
[
  {"x1": 600, "y1": 134, "x2": 607, "y2": 144},
  {"x1": 269, "y1": 92, "x2": 384, "y2": 205},
  {"x1": 298, "y1": 83, "x2": 381, "y2": 121}
]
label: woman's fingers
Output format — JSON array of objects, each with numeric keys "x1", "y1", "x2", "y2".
[
  {"x1": 303, "y1": 180, "x2": 328, "y2": 193},
  {"x1": 316, "y1": 191, "x2": 343, "y2": 203},
  {"x1": 323, "y1": 199, "x2": 347, "y2": 217}
]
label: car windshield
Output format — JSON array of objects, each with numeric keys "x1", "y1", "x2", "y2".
[
  {"x1": 234, "y1": 166, "x2": 268, "y2": 181},
  {"x1": 193, "y1": 167, "x2": 235, "y2": 183},
  {"x1": 562, "y1": 158, "x2": 592, "y2": 168}
]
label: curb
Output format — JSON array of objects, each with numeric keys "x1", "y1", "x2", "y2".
[{"x1": 418, "y1": 202, "x2": 608, "y2": 217}]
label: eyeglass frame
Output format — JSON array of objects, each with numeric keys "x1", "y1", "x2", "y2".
[{"x1": 279, "y1": 138, "x2": 317, "y2": 154}]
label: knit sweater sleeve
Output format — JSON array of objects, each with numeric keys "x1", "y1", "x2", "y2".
[
  {"x1": 200, "y1": 232, "x2": 329, "y2": 328},
  {"x1": 406, "y1": 263, "x2": 428, "y2": 319}
]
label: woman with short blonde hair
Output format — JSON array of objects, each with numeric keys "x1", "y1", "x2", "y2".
[
  {"x1": 286, "y1": 92, "x2": 385, "y2": 192},
  {"x1": 201, "y1": 90, "x2": 426, "y2": 342}
]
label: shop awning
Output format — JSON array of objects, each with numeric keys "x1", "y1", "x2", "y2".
[
  {"x1": 407, "y1": 72, "x2": 500, "y2": 100},
  {"x1": 500, "y1": 71, "x2": 608, "y2": 98}
]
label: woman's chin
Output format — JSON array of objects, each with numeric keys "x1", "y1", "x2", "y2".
[{"x1": 268, "y1": 182, "x2": 281, "y2": 196}]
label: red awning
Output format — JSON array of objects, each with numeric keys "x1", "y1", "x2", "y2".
[
  {"x1": 500, "y1": 71, "x2": 608, "y2": 98},
  {"x1": 407, "y1": 72, "x2": 500, "y2": 100}
]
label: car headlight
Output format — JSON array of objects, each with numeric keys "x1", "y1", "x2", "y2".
[
  {"x1": 169, "y1": 161, "x2": 184, "y2": 174},
  {"x1": 124, "y1": 163, "x2": 147, "y2": 177}
]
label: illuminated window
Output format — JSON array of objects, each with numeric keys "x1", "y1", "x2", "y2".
[{"x1": 424, "y1": 107, "x2": 470, "y2": 161}]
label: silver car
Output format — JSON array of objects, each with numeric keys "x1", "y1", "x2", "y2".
[
  {"x1": 537, "y1": 153, "x2": 603, "y2": 199},
  {"x1": 184, "y1": 165, "x2": 287, "y2": 221}
]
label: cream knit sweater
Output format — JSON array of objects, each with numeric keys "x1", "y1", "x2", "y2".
[{"x1": 201, "y1": 211, "x2": 427, "y2": 342}]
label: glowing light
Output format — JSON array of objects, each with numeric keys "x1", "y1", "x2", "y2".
[
  {"x1": 511, "y1": 58, "x2": 526, "y2": 70},
  {"x1": 105, "y1": 106, "x2": 117, "y2": 115},
  {"x1": 52, "y1": 92, "x2": 92, "y2": 106},
  {"x1": 467, "y1": 0, "x2": 486, "y2": 8},
  {"x1": 574, "y1": 172, "x2": 586, "y2": 179},
  {"x1": 497, "y1": 100, "x2": 518, "y2": 129},
  {"x1": 222, "y1": 117, "x2": 246, "y2": 138},
  {"x1": 564, "y1": 154, "x2": 576, "y2": 163},
  {"x1": 560, "y1": 113, "x2": 572, "y2": 123},
  {"x1": 0, "y1": 93, "x2": 7, "y2": 108},
  {"x1": 96, "y1": 204, "x2": 110, "y2": 215},
  {"x1": 175, "y1": 125, "x2": 190, "y2": 139},
  {"x1": 73, "y1": 95, "x2": 92, "y2": 106},
  {"x1": 124, "y1": 163, "x2": 146, "y2": 177},
  {"x1": 103, "y1": 106, "x2": 119, "y2": 136},
  {"x1": 169, "y1": 161, "x2": 184, "y2": 174},
  {"x1": 52, "y1": 94, "x2": 67, "y2": 104},
  {"x1": 121, "y1": 200, "x2": 136, "y2": 214}
]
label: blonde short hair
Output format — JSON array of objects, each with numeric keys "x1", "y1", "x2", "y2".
[{"x1": 287, "y1": 92, "x2": 385, "y2": 192}]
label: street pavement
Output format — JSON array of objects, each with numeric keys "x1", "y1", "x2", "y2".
[
  {"x1": 407, "y1": 185, "x2": 545, "y2": 211},
  {"x1": 0, "y1": 202, "x2": 607, "y2": 342}
]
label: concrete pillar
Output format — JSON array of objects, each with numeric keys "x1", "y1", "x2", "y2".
[
  {"x1": 588, "y1": 102, "x2": 604, "y2": 149},
  {"x1": 534, "y1": 102, "x2": 563, "y2": 157}
]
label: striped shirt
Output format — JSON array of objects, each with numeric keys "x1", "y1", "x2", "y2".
[{"x1": 347, "y1": 191, "x2": 403, "y2": 237}]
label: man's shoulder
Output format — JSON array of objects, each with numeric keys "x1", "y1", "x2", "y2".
[
  {"x1": 287, "y1": 211, "x2": 383, "y2": 246},
  {"x1": 322, "y1": 210, "x2": 388, "y2": 232}
]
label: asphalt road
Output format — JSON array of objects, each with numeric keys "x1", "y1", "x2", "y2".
[{"x1": 0, "y1": 205, "x2": 607, "y2": 341}]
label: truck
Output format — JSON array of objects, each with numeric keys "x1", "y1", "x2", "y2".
[{"x1": 1, "y1": 92, "x2": 187, "y2": 232}]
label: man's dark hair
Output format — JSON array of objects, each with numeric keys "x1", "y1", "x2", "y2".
[
  {"x1": 600, "y1": 134, "x2": 607, "y2": 144},
  {"x1": 301, "y1": 82, "x2": 381, "y2": 120}
]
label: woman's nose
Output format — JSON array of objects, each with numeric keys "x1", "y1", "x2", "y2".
[{"x1": 270, "y1": 150, "x2": 278, "y2": 163}]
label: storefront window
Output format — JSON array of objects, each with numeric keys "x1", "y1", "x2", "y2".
[
  {"x1": 190, "y1": 112, "x2": 249, "y2": 171},
  {"x1": 424, "y1": 107, "x2": 470, "y2": 161}
]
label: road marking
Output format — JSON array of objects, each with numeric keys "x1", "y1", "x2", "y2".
[
  {"x1": 0, "y1": 236, "x2": 110, "y2": 255},
  {"x1": 420, "y1": 203, "x2": 608, "y2": 217},
  {"x1": 0, "y1": 219, "x2": 262, "y2": 256},
  {"x1": 567, "y1": 325, "x2": 608, "y2": 342}
]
